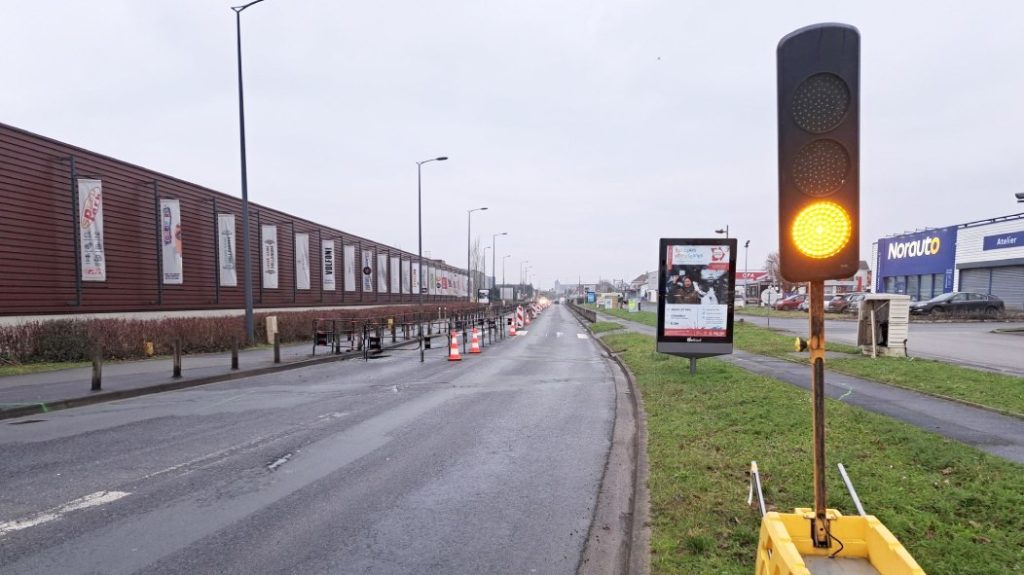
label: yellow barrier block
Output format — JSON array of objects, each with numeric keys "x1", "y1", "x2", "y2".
[{"x1": 755, "y1": 509, "x2": 925, "y2": 575}]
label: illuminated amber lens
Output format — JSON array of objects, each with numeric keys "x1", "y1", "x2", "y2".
[{"x1": 791, "y1": 201, "x2": 852, "y2": 259}]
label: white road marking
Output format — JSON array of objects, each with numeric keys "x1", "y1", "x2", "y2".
[
  {"x1": 0, "y1": 490, "x2": 130, "y2": 538},
  {"x1": 577, "y1": 334, "x2": 589, "y2": 339},
  {"x1": 517, "y1": 331, "x2": 528, "y2": 336},
  {"x1": 556, "y1": 331, "x2": 563, "y2": 338}
]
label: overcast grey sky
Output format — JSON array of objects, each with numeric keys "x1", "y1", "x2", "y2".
[{"x1": 3, "y1": 1, "x2": 1022, "y2": 288}]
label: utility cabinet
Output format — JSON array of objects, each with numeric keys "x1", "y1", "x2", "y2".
[{"x1": 856, "y1": 294, "x2": 910, "y2": 357}]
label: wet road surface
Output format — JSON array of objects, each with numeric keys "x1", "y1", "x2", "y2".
[{"x1": 0, "y1": 305, "x2": 616, "y2": 575}]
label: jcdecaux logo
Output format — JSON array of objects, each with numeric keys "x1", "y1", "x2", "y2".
[{"x1": 887, "y1": 236, "x2": 942, "y2": 260}]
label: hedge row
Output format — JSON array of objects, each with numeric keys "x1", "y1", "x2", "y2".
[{"x1": 0, "y1": 303, "x2": 485, "y2": 364}]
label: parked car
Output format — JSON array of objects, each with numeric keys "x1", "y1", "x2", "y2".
[
  {"x1": 774, "y1": 293, "x2": 806, "y2": 311},
  {"x1": 824, "y1": 295, "x2": 848, "y2": 313},
  {"x1": 910, "y1": 292, "x2": 1004, "y2": 316},
  {"x1": 826, "y1": 292, "x2": 867, "y2": 313}
]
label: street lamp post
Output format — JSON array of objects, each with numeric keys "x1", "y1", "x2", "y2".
[
  {"x1": 715, "y1": 225, "x2": 730, "y2": 239},
  {"x1": 482, "y1": 246, "x2": 491, "y2": 288},
  {"x1": 467, "y1": 207, "x2": 487, "y2": 302},
  {"x1": 744, "y1": 239, "x2": 751, "y2": 302},
  {"x1": 492, "y1": 232, "x2": 507, "y2": 294},
  {"x1": 231, "y1": 0, "x2": 269, "y2": 345},
  {"x1": 417, "y1": 156, "x2": 448, "y2": 362}
]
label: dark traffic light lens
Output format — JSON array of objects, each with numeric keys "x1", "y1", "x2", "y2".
[
  {"x1": 792, "y1": 73, "x2": 850, "y2": 134},
  {"x1": 792, "y1": 139, "x2": 849, "y2": 197}
]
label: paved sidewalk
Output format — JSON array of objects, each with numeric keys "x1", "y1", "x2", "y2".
[
  {"x1": 0, "y1": 335, "x2": 423, "y2": 418},
  {"x1": 592, "y1": 311, "x2": 1024, "y2": 464}
]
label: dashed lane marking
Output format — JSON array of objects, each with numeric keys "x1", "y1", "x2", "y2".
[{"x1": 0, "y1": 490, "x2": 131, "y2": 538}]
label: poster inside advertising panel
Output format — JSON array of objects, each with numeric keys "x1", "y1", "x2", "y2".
[
  {"x1": 403, "y1": 260, "x2": 412, "y2": 294},
  {"x1": 218, "y1": 214, "x2": 237, "y2": 287},
  {"x1": 411, "y1": 262, "x2": 421, "y2": 293},
  {"x1": 429, "y1": 266, "x2": 437, "y2": 295},
  {"x1": 343, "y1": 244, "x2": 356, "y2": 291},
  {"x1": 361, "y1": 249, "x2": 373, "y2": 292},
  {"x1": 78, "y1": 179, "x2": 106, "y2": 281},
  {"x1": 261, "y1": 225, "x2": 278, "y2": 289},
  {"x1": 322, "y1": 240, "x2": 336, "y2": 291},
  {"x1": 377, "y1": 253, "x2": 388, "y2": 293},
  {"x1": 295, "y1": 233, "x2": 310, "y2": 290},
  {"x1": 160, "y1": 199, "x2": 184, "y2": 284},
  {"x1": 390, "y1": 256, "x2": 401, "y2": 294},
  {"x1": 657, "y1": 238, "x2": 737, "y2": 358}
]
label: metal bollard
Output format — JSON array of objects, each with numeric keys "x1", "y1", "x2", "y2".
[
  {"x1": 173, "y1": 340, "x2": 182, "y2": 378},
  {"x1": 231, "y1": 338, "x2": 239, "y2": 370},
  {"x1": 273, "y1": 332, "x2": 281, "y2": 364},
  {"x1": 91, "y1": 344, "x2": 102, "y2": 391}
]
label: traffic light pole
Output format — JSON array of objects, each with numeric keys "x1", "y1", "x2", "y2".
[{"x1": 808, "y1": 279, "x2": 829, "y2": 548}]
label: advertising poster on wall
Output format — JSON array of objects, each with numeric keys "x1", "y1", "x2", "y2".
[
  {"x1": 390, "y1": 256, "x2": 401, "y2": 294},
  {"x1": 412, "y1": 262, "x2": 421, "y2": 294},
  {"x1": 295, "y1": 233, "x2": 310, "y2": 290},
  {"x1": 77, "y1": 179, "x2": 106, "y2": 282},
  {"x1": 657, "y1": 238, "x2": 738, "y2": 359},
  {"x1": 218, "y1": 214, "x2": 237, "y2": 287},
  {"x1": 377, "y1": 253, "x2": 388, "y2": 293},
  {"x1": 344, "y1": 244, "x2": 356, "y2": 291},
  {"x1": 159, "y1": 199, "x2": 183, "y2": 284},
  {"x1": 261, "y1": 225, "x2": 279, "y2": 289},
  {"x1": 403, "y1": 260, "x2": 412, "y2": 294},
  {"x1": 361, "y1": 249, "x2": 373, "y2": 292},
  {"x1": 428, "y1": 266, "x2": 437, "y2": 295},
  {"x1": 322, "y1": 239, "x2": 336, "y2": 291}
]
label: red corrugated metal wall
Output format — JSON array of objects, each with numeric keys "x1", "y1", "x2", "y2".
[{"x1": 0, "y1": 122, "x2": 466, "y2": 316}]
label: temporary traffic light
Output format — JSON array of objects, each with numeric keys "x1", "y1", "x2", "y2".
[{"x1": 777, "y1": 24, "x2": 860, "y2": 282}]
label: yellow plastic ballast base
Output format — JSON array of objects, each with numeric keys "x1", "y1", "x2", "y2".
[{"x1": 755, "y1": 508, "x2": 925, "y2": 575}]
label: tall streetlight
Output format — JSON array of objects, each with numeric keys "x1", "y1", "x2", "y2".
[
  {"x1": 417, "y1": 155, "x2": 448, "y2": 362},
  {"x1": 715, "y1": 225, "x2": 730, "y2": 238},
  {"x1": 520, "y1": 260, "x2": 529, "y2": 284},
  {"x1": 744, "y1": 239, "x2": 751, "y2": 302},
  {"x1": 492, "y1": 232, "x2": 508, "y2": 292},
  {"x1": 467, "y1": 207, "x2": 487, "y2": 302},
  {"x1": 482, "y1": 246, "x2": 491, "y2": 288},
  {"x1": 232, "y1": 0, "x2": 269, "y2": 344},
  {"x1": 502, "y1": 254, "x2": 512, "y2": 286}
]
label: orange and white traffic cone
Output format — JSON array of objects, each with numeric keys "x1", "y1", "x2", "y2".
[
  {"x1": 509, "y1": 317, "x2": 517, "y2": 337},
  {"x1": 470, "y1": 327, "x2": 481, "y2": 354},
  {"x1": 448, "y1": 330, "x2": 462, "y2": 361},
  {"x1": 525, "y1": 313, "x2": 531, "y2": 326}
]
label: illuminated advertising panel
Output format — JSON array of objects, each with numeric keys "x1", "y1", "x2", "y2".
[{"x1": 657, "y1": 238, "x2": 737, "y2": 358}]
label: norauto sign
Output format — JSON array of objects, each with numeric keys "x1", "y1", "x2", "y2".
[
  {"x1": 887, "y1": 235, "x2": 942, "y2": 260},
  {"x1": 876, "y1": 227, "x2": 956, "y2": 280}
]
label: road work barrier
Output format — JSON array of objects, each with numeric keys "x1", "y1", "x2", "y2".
[
  {"x1": 448, "y1": 331, "x2": 462, "y2": 361},
  {"x1": 470, "y1": 327, "x2": 481, "y2": 354},
  {"x1": 755, "y1": 509, "x2": 924, "y2": 575}
]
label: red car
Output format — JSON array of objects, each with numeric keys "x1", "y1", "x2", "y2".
[{"x1": 773, "y1": 294, "x2": 806, "y2": 311}]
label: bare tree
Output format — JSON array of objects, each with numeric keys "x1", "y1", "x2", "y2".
[{"x1": 765, "y1": 251, "x2": 800, "y2": 292}]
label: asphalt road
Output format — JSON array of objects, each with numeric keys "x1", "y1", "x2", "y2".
[
  {"x1": 741, "y1": 315, "x2": 1024, "y2": 376},
  {"x1": 0, "y1": 305, "x2": 616, "y2": 575}
]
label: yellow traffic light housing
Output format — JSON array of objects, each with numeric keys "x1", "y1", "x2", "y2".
[{"x1": 778, "y1": 25, "x2": 859, "y2": 282}]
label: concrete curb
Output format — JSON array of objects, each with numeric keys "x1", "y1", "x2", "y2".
[
  {"x1": 577, "y1": 317, "x2": 651, "y2": 575},
  {"x1": 0, "y1": 338, "x2": 421, "y2": 421}
]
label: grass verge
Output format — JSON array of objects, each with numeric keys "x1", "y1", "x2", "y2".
[
  {"x1": 589, "y1": 321, "x2": 624, "y2": 334},
  {"x1": 583, "y1": 304, "x2": 657, "y2": 327},
  {"x1": 734, "y1": 306, "x2": 815, "y2": 320},
  {"x1": 0, "y1": 361, "x2": 91, "y2": 378},
  {"x1": 734, "y1": 321, "x2": 1024, "y2": 417},
  {"x1": 603, "y1": 331, "x2": 1024, "y2": 575}
]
